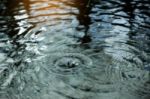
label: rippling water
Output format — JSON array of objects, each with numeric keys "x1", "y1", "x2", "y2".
[{"x1": 0, "y1": 0, "x2": 150, "y2": 99}]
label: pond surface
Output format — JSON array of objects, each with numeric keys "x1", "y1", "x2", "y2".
[{"x1": 0, "y1": 0, "x2": 150, "y2": 99}]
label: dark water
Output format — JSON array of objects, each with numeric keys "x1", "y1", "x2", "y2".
[{"x1": 0, "y1": 0, "x2": 150, "y2": 99}]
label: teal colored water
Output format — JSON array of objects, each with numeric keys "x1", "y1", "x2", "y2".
[{"x1": 0, "y1": 0, "x2": 150, "y2": 99}]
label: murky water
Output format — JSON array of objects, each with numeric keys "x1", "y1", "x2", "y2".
[{"x1": 0, "y1": 0, "x2": 150, "y2": 99}]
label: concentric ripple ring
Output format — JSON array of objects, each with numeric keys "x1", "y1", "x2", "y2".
[{"x1": 44, "y1": 53, "x2": 93, "y2": 75}]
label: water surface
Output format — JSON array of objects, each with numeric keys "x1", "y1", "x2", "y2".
[{"x1": 0, "y1": 0, "x2": 150, "y2": 99}]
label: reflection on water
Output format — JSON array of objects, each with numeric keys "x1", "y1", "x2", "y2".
[{"x1": 0, "y1": 0, "x2": 150, "y2": 99}]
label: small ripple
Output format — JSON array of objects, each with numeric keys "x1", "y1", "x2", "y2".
[
  {"x1": 118, "y1": 61, "x2": 150, "y2": 97},
  {"x1": 33, "y1": 52, "x2": 92, "y2": 75}
]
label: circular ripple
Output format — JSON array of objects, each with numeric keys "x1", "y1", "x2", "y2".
[
  {"x1": 118, "y1": 62, "x2": 150, "y2": 97},
  {"x1": 43, "y1": 53, "x2": 93, "y2": 75}
]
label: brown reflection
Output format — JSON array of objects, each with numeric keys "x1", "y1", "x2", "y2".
[
  {"x1": 20, "y1": 0, "x2": 94, "y2": 43},
  {"x1": 1, "y1": 0, "x2": 104, "y2": 44},
  {"x1": 22, "y1": 0, "x2": 30, "y2": 15},
  {"x1": 74, "y1": 0, "x2": 93, "y2": 43},
  {"x1": 75, "y1": 0, "x2": 92, "y2": 31}
]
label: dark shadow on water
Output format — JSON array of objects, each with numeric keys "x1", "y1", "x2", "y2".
[{"x1": 0, "y1": 0, "x2": 20, "y2": 38}]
